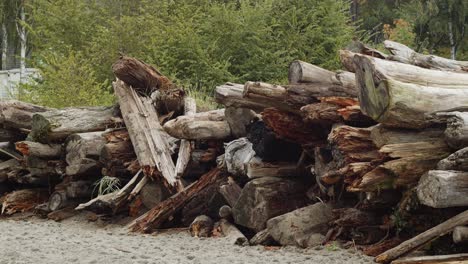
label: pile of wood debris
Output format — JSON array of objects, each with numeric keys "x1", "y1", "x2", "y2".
[{"x1": 1, "y1": 40, "x2": 468, "y2": 263}]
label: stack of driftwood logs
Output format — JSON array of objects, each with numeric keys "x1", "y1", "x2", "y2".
[{"x1": 1, "y1": 40, "x2": 468, "y2": 263}]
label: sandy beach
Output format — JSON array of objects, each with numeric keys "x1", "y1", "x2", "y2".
[{"x1": 0, "y1": 215, "x2": 375, "y2": 264}]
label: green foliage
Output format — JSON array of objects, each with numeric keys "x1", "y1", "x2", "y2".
[
  {"x1": 93, "y1": 176, "x2": 121, "y2": 196},
  {"x1": 20, "y1": 51, "x2": 114, "y2": 108},
  {"x1": 23, "y1": 0, "x2": 356, "y2": 107}
]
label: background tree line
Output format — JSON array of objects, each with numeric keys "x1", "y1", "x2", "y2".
[{"x1": 0, "y1": 0, "x2": 466, "y2": 108}]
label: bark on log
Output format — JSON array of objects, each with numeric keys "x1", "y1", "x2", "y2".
[
  {"x1": 436, "y1": 112, "x2": 468, "y2": 149},
  {"x1": 15, "y1": 141, "x2": 62, "y2": 159},
  {"x1": 417, "y1": 170, "x2": 468, "y2": 208},
  {"x1": 1, "y1": 188, "x2": 49, "y2": 215},
  {"x1": 29, "y1": 106, "x2": 119, "y2": 143},
  {"x1": 112, "y1": 56, "x2": 175, "y2": 95},
  {"x1": 129, "y1": 168, "x2": 223, "y2": 233},
  {"x1": 438, "y1": 147, "x2": 468, "y2": 171},
  {"x1": 453, "y1": 226, "x2": 468, "y2": 244},
  {"x1": 0, "y1": 100, "x2": 49, "y2": 129},
  {"x1": 262, "y1": 107, "x2": 329, "y2": 145},
  {"x1": 375, "y1": 210, "x2": 468, "y2": 263},
  {"x1": 65, "y1": 131, "x2": 106, "y2": 176},
  {"x1": 384, "y1": 40, "x2": 468, "y2": 72},
  {"x1": 163, "y1": 109, "x2": 231, "y2": 140},
  {"x1": 354, "y1": 54, "x2": 468, "y2": 129},
  {"x1": 175, "y1": 97, "x2": 196, "y2": 179},
  {"x1": 114, "y1": 79, "x2": 180, "y2": 190}
]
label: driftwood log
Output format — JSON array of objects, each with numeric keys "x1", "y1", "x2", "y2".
[
  {"x1": 437, "y1": 147, "x2": 468, "y2": 171},
  {"x1": 65, "y1": 131, "x2": 106, "y2": 176},
  {"x1": 113, "y1": 79, "x2": 181, "y2": 190},
  {"x1": 453, "y1": 226, "x2": 468, "y2": 244},
  {"x1": 100, "y1": 129, "x2": 138, "y2": 178},
  {"x1": 417, "y1": 170, "x2": 468, "y2": 208},
  {"x1": 15, "y1": 141, "x2": 62, "y2": 159},
  {"x1": 436, "y1": 112, "x2": 468, "y2": 149},
  {"x1": 0, "y1": 100, "x2": 49, "y2": 129},
  {"x1": 175, "y1": 97, "x2": 196, "y2": 178}
]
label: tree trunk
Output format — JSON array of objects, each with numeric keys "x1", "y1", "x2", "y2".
[
  {"x1": 129, "y1": 168, "x2": 223, "y2": 233},
  {"x1": 375, "y1": 210, "x2": 468, "y2": 263},
  {"x1": 29, "y1": 106, "x2": 119, "y2": 143},
  {"x1": 215, "y1": 83, "x2": 270, "y2": 112},
  {"x1": 175, "y1": 97, "x2": 196, "y2": 179},
  {"x1": 384, "y1": 40, "x2": 468, "y2": 72},
  {"x1": 0, "y1": 100, "x2": 49, "y2": 130},
  {"x1": 17, "y1": 2, "x2": 26, "y2": 88},
  {"x1": 112, "y1": 56, "x2": 175, "y2": 95},
  {"x1": 417, "y1": 170, "x2": 468, "y2": 208},
  {"x1": 163, "y1": 109, "x2": 231, "y2": 140},
  {"x1": 15, "y1": 141, "x2": 62, "y2": 159},
  {"x1": 1, "y1": 23, "x2": 6, "y2": 70},
  {"x1": 65, "y1": 131, "x2": 106, "y2": 176},
  {"x1": 354, "y1": 54, "x2": 468, "y2": 128},
  {"x1": 113, "y1": 79, "x2": 181, "y2": 190}
]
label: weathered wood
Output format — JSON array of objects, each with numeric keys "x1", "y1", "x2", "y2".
[
  {"x1": 246, "y1": 157, "x2": 299, "y2": 179},
  {"x1": 438, "y1": 147, "x2": 468, "y2": 171},
  {"x1": 48, "y1": 191, "x2": 69, "y2": 211},
  {"x1": 384, "y1": 40, "x2": 468, "y2": 72},
  {"x1": 219, "y1": 205, "x2": 232, "y2": 219},
  {"x1": 249, "y1": 229, "x2": 275, "y2": 246},
  {"x1": 1, "y1": 188, "x2": 49, "y2": 215},
  {"x1": 370, "y1": 125, "x2": 444, "y2": 148},
  {"x1": 218, "y1": 219, "x2": 249, "y2": 246},
  {"x1": 151, "y1": 88, "x2": 185, "y2": 116},
  {"x1": 129, "y1": 168, "x2": 223, "y2": 233},
  {"x1": 243, "y1": 81, "x2": 316, "y2": 114},
  {"x1": 100, "y1": 129, "x2": 138, "y2": 178},
  {"x1": 215, "y1": 83, "x2": 270, "y2": 112},
  {"x1": 0, "y1": 127, "x2": 25, "y2": 142},
  {"x1": 375, "y1": 210, "x2": 468, "y2": 263},
  {"x1": 65, "y1": 131, "x2": 106, "y2": 176},
  {"x1": 29, "y1": 106, "x2": 119, "y2": 143},
  {"x1": 225, "y1": 107, "x2": 257, "y2": 138},
  {"x1": 190, "y1": 215, "x2": 214, "y2": 237},
  {"x1": 218, "y1": 177, "x2": 242, "y2": 207},
  {"x1": 175, "y1": 97, "x2": 196, "y2": 179},
  {"x1": 417, "y1": 170, "x2": 468, "y2": 208},
  {"x1": 289, "y1": 60, "x2": 336, "y2": 84},
  {"x1": 262, "y1": 107, "x2": 329, "y2": 145},
  {"x1": 163, "y1": 109, "x2": 231, "y2": 140},
  {"x1": 224, "y1": 138, "x2": 255, "y2": 177},
  {"x1": 140, "y1": 180, "x2": 170, "y2": 209},
  {"x1": 354, "y1": 54, "x2": 468, "y2": 129},
  {"x1": 0, "y1": 159, "x2": 21, "y2": 183},
  {"x1": 15, "y1": 141, "x2": 62, "y2": 159},
  {"x1": 453, "y1": 226, "x2": 468, "y2": 244},
  {"x1": 0, "y1": 100, "x2": 49, "y2": 129},
  {"x1": 112, "y1": 56, "x2": 175, "y2": 95},
  {"x1": 114, "y1": 79, "x2": 180, "y2": 190},
  {"x1": 392, "y1": 253, "x2": 468, "y2": 264},
  {"x1": 436, "y1": 112, "x2": 468, "y2": 149}
]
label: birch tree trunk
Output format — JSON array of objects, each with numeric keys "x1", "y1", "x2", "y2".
[
  {"x1": 17, "y1": 1, "x2": 26, "y2": 87},
  {"x1": 1, "y1": 23, "x2": 6, "y2": 70}
]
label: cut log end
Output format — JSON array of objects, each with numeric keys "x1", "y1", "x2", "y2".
[{"x1": 288, "y1": 61, "x2": 303, "y2": 84}]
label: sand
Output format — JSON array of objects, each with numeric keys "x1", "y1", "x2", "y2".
[{"x1": 0, "y1": 216, "x2": 375, "y2": 264}]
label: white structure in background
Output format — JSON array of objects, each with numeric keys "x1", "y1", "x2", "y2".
[{"x1": 0, "y1": 68, "x2": 39, "y2": 99}]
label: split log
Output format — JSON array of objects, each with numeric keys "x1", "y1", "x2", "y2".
[
  {"x1": 384, "y1": 40, "x2": 468, "y2": 72},
  {"x1": 0, "y1": 100, "x2": 49, "y2": 129},
  {"x1": 438, "y1": 147, "x2": 468, "y2": 171},
  {"x1": 175, "y1": 97, "x2": 196, "y2": 179},
  {"x1": 1, "y1": 188, "x2": 49, "y2": 215},
  {"x1": 417, "y1": 170, "x2": 468, "y2": 208},
  {"x1": 262, "y1": 107, "x2": 329, "y2": 145},
  {"x1": 436, "y1": 112, "x2": 468, "y2": 149},
  {"x1": 243, "y1": 81, "x2": 316, "y2": 114},
  {"x1": 112, "y1": 56, "x2": 175, "y2": 95},
  {"x1": 129, "y1": 168, "x2": 223, "y2": 233},
  {"x1": 114, "y1": 79, "x2": 181, "y2": 190},
  {"x1": 65, "y1": 131, "x2": 106, "y2": 176},
  {"x1": 29, "y1": 106, "x2": 119, "y2": 143},
  {"x1": 392, "y1": 254, "x2": 468, "y2": 264},
  {"x1": 163, "y1": 109, "x2": 231, "y2": 140},
  {"x1": 354, "y1": 54, "x2": 468, "y2": 129},
  {"x1": 218, "y1": 178, "x2": 242, "y2": 207},
  {"x1": 217, "y1": 219, "x2": 249, "y2": 246},
  {"x1": 15, "y1": 141, "x2": 62, "y2": 159},
  {"x1": 375, "y1": 209, "x2": 468, "y2": 263},
  {"x1": 453, "y1": 226, "x2": 468, "y2": 244}
]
